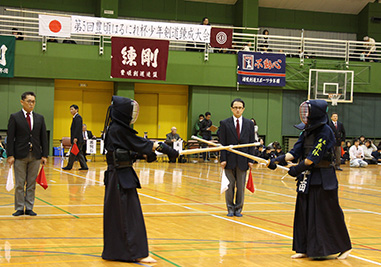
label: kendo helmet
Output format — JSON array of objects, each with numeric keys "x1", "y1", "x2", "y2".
[
  {"x1": 295, "y1": 99, "x2": 328, "y2": 131},
  {"x1": 110, "y1": 96, "x2": 139, "y2": 126},
  {"x1": 103, "y1": 95, "x2": 140, "y2": 135}
]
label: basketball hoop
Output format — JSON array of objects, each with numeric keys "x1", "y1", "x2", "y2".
[{"x1": 328, "y1": 93, "x2": 341, "y2": 106}]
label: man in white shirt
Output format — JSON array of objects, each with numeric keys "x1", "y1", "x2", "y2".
[
  {"x1": 349, "y1": 139, "x2": 368, "y2": 167},
  {"x1": 363, "y1": 36, "x2": 376, "y2": 62}
]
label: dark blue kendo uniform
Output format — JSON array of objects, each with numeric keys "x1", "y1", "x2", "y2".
[
  {"x1": 289, "y1": 100, "x2": 352, "y2": 257},
  {"x1": 102, "y1": 96, "x2": 178, "y2": 262}
]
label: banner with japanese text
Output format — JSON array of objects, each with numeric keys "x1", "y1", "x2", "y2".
[
  {"x1": 0, "y1": 36, "x2": 15, "y2": 78},
  {"x1": 237, "y1": 51, "x2": 286, "y2": 87},
  {"x1": 86, "y1": 139, "x2": 97, "y2": 154},
  {"x1": 111, "y1": 37, "x2": 169, "y2": 81},
  {"x1": 72, "y1": 15, "x2": 211, "y2": 43}
]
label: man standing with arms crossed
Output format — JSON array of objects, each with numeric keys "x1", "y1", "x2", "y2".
[
  {"x1": 219, "y1": 98, "x2": 255, "y2": 217},
  {"x1": 7, "y1": 92, "x2": 48, "y2": 216}
]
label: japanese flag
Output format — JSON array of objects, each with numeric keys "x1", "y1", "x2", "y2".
[{"x1": 39, "y1": 15, "x2": 71, "y2": 38}]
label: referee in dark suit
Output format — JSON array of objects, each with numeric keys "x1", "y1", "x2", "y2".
[
  {"x1": 7, "y1": 91, "x2": 48, "y2": 216},
  {"x1": 328, "y1": 112, "x2": 346, "y2": 171},
  {"x1": 219, "y1": 98, "x2": 255, "y2": 217},
  {"x1": 62, "y1": 105, "x2": 88, "y2": 170}
]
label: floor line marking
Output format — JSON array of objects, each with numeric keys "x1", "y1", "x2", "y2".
[
  {"x1": 0, "y1": 208, "x2": 377, "y2": 218},
  {"x1": 52, "y1": 166, "x2": 381, "y2": 218},
  {"x1": 52, "y1": 165, "x2": 381, "y2": 264},
  {"x1": 34, "y1": 197, "x2": 79, "y2": 219},
  {"x1": 139, "y1": 192, "x2": 381, "y2": 266},
  {"x1": 150, "y1": 251, "x2": 182, "y2": 267}
]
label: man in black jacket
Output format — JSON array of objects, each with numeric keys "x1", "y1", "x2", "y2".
[
  {"x1": 62, "y1": 105, "x2": 88, "y2": 170},
  {"x1": 219, "y1": 99, "x2": 254, "y2": 217},
  {"x1": 328, "y1": 112, "x2": 346, "y2": 171},
  {"x1": 200, "y1": 112, "x2": 212, "y2": 162},
  {"x1": 7, "y1": 91, "x2": 48, "y2": 216}
]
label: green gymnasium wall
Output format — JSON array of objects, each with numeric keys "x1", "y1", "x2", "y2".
[
  {"x1": 6, "y1": 39, "x2": 381, "y2": 146},
  {"x1": 2, "y1": 1, "x2": 381, "y2": 149},
  {"x1": 0, "y1": 78, "x2": 55, "y2": 153},
  {"x1": 3, "y1": 1, "x2": 379, "y2": 40},
  {"x1": 1, "y1": 0, "x2": 96, "y2": 14},
  {"x1": 119, "y1": 0, "x2": 236, "y2": 25},
  {"x1": 259, "y1": 3, "x2": 381, "y2": 41},
  {"x1": 282, "y1": 90, "x2": 381, "y2": 140},
  {"x1": 366, "y1": 3, "x2": 381, "y2": 42},
  {"x1": 15, "y1": 40, "x2": 381, "y2": 92},
  {"x1": 258, "y1": 7, "x2": 358, "y2": 34},
  {"x1": 188, "y1": 86, "x2": 282, "y2": 144}
]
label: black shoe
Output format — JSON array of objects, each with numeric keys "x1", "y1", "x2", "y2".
[
  {"x1": 235, "y1": 212, "x2": 243, "y2": 217},
  {"x1": 79, "y1": 168, "x2": 88, "y2": 170},
  {"x1": 62, "y1": 167, "x2": 72, "y2": 170},
  {"x1": 336, "y1": 167, "x2": 343, "y2": 171},
  {"x1": 12, "y1": 210, "x2": 24, "y2": 216},
  {"x1": 25, "y1": 210, "x2": 37, "y2": 216},
  {"x1": 227, "y1": 212, "x2": 234, "y2": 217}
]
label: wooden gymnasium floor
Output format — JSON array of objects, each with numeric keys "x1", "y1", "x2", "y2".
[{"x1": 0, "y1": 156, "x2": 380, "y2": 267}]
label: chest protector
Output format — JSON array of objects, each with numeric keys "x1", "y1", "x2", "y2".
[{"x1": 303, "y1": 131, "x2": 334, "y2": 168}]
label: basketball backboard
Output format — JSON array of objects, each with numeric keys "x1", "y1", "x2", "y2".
[{"x1": 308, "y1": 69, "x2": 354, "y2": 104}]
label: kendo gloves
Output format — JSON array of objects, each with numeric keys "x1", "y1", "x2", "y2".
[
  {"x1": 145, "y1": 152, "x2": 157, "y2": 163},
  {"x1": 156, "y1": 142, "x2": 179, "y2": 161},
  {"x1": 267, "y1": 155, "x2": 287, "y2": 170},
  {"x1": 288, "y1": 161, "x2": 310, "y2": 177}
]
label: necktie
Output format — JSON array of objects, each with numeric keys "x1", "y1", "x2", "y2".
[
  {"x1": 26, "y1": 112, "x2": 31, "y2": 131},
  {"x1": 335, "y1": 122, "x2": 337, "y2": 129},
  {"x1": 236, "y1": 119, "x2": 240, "y2": 140}
]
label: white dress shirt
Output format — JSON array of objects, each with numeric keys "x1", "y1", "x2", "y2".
[
  {"x1": 83, "y1": 131, "x2": 88, "y2": 140},
  {"x1": 22, "y1": 109, "x2": 33, "y2": 130},
  {"x1": 233, "y1": 115, "x2": 243, "y2": 133}
]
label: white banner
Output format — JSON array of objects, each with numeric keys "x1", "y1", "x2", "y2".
[
  {"x1": 86, "y1": 139, "x2": 97, "y2": 154},
  {"x1": 39, "y1": 15, "x2": 71, "y2": 37},
  {"x1": 173, "y1": 140, "x2": 183, "y2": 153},
  {"x1": 100, "y1": 139, "x2": 105, "y2": 154},
  {"x1": 71, "y1": 15, "x2": 211, "y2": 43}
]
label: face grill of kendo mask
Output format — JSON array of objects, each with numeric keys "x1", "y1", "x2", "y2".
[
  {"x1": 130, "y1": 100, "x2": 140, "y2": 124},
  {"x1": 299, "y1": 101, "x2": 310, "y2": 125}
]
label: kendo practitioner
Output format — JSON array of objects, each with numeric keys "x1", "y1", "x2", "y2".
[
  {"x1": 268, "y1": 99, "x2": 352, "y2": 260},
  {"x1": 101, "y1": 96, "x2": 179, "y2": 263}
]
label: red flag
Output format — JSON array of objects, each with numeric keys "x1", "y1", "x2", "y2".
[
  {"x1": 341, "y1": 146, "x2": 345, "y2": 157},
  {"x1": 36, "y1": 166, "x2": 48, "y2": 190},
  {"x1": 71, "y1": 143, "x2": 80, "y2": 156},
  {"x1": 246, "y1": 170, "x2": 255, "y2": 193},
  {"x1": 210, "y1": 27, "x2": 233, "y2": 48}
]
